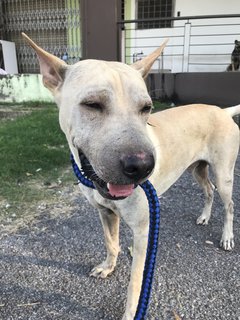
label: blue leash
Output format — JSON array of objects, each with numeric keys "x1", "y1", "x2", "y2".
[{"x1": 70, "y1": 153, "x2": 160, "y2": 319}]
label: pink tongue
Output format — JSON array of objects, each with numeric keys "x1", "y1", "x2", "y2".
[{"x1": 108, "y1": 183, "x2": 134, "y2": 197}]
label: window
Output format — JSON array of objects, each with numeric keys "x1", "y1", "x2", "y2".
[{"x1": 137, "y1": 0, "x2": 173, "y2": 29}]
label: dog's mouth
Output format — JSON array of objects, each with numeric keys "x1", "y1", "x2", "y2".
[{"x1": 78, "y1": 150, "x2": 135, "y2": 200}]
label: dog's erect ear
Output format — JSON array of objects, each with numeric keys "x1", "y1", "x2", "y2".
[
  {"x1": 131, "y1": 39, "x2": 168, "y2": 78},
  {"x1": 22, "y1": 32, "x2": 67, "y2": 92}
]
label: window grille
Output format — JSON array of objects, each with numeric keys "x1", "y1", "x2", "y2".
[
  {"x1": 137, "y1": 0, "x2": 173, "y2": 29},
  {"x1": 121, "y1": 0, "x2": 125, "y2": 21},
  {"x1": 0, "y1": 0, "x2": 81, "y2": 73}
]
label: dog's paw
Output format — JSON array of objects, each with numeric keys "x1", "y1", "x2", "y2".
[
  {"x1": 90, "y1": 261, "x2": 115, "y2": 279},
  {"x1": 220, "y1": 237, "x2": 234, "y2": 251},
  {"x1": 196, "y1": 214, "x2": 209, "y2": 225}
]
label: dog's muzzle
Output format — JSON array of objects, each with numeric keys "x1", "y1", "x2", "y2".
[{"x1": 78, "y1": 150, "x2": 155, "y2": 200}]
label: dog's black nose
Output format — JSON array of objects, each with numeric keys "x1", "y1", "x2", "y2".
[{"x1": 120, "y1": 153, "x2": 155, "y2": 181}]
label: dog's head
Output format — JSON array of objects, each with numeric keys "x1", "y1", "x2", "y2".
[
  {"x1": 234, "y1": 40, "x2": 240, "y2": 49},
  {"x1": 22, "y1": 33, "x2": 167, "y2": 200}
]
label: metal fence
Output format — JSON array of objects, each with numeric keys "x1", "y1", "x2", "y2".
[
  {"x1": 0, "y1": 0, "x2": 81, "y2": 73},
  {"x1": 119, "y1": 14, "x2": 240, "y2": 73}
]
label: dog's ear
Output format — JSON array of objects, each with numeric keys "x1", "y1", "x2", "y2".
[
  {"x1": 22, "y1": 32, "x2": 67, "y2": 92},
  {"x1": 131, "y1": 39, "x2": 168, "y2": 78}
]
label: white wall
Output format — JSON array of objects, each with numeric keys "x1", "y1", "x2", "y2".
[{"x1": 174, "y1": 0, "x2": 240, "y2": 16}]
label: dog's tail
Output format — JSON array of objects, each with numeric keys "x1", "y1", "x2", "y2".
[{"x1": 225, "y1": 105, "x2": 240, "y2": 117}]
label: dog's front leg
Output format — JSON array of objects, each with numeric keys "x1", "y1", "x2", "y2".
[
  {"x1": 122, "y1": 221, "x2": 149, "y2": 320},
  {"x1": 90, "y1": 207, "x2": 120, "y2": 278}
]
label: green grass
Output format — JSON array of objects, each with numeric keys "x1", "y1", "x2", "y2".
[
  {"x1": 153, "y1": 100, "x2": 172, "y2": 112},
  {"x1": 0, "y1": 101, "x2": 57, "y2": 108},
  {"x1": 0, "y1": 104, "x2": 70, "y2": 204}
]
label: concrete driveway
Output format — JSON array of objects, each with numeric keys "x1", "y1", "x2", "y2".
[{"x1": 0, "y1": 157, "x2": 239, "y2": 320}]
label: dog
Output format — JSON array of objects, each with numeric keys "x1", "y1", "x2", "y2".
[
  {"x1": 22, "y1": 33, "x2": 240, "y2": 320},
  {"x1": 227, "y1": 39, "x2": 240, "y2": 71}
]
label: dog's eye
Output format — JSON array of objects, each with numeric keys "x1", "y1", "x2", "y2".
[
  {"x1": 141, "y1": 104, "x2": 153, "y2": 114},
  {"x1": 83, "y1": 102, "x2": 103, "y2": 111}
]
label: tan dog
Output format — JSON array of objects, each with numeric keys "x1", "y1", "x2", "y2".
[{"x1": 22, "y1": 33, "x2": 240, "y2": 320}]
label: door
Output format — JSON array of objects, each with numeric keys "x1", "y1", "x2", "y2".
[{"x1": 81, "y1": 0, "x2": 121, "y2": 61}]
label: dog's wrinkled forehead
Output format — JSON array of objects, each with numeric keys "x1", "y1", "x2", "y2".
[{"x1": 62, "y1": 60, "x2": 150, "y2": 105}]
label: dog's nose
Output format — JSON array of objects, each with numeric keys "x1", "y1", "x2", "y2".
[{"x1": 120, "y1": 153, "x2": 155, "y2": 181}]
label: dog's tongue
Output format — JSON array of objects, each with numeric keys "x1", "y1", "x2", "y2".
[{"x1": 108, "y1": 183, "x2": 134, "y2": 197}]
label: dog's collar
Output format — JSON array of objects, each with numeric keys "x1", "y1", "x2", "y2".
[
  {"x1": 70, "y1": 152, "x2": 161, "y2": 319},
  {"x1": 70, "y1": 153, "x2": 95, "y2": 189}
]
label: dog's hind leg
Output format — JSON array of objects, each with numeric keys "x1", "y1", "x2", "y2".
[
  {"x1": 214, "y1": 167, "x2": 235, "y2": 251},
  {"x1": 192, "y1": 161, "x2": 215, "y2": 225},
  {"x1": 90, "y1": 207, "x2": 120, "y2": 278}
]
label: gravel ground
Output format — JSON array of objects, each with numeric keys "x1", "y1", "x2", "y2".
[{"x1": 0, "y1": 157, "x2": 240, "y2": 320}]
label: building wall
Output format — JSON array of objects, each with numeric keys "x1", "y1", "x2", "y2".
[
  {"x1": 0, "y1": 74, "x2": 53, "y2": 103},
  {"x1": 146, "y1": 72, "x2": 240, "y2": 107}
]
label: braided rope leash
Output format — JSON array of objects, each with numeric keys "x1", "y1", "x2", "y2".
[{"x1": 70, "y1": 154, "x2": 160, "y2": 320}]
